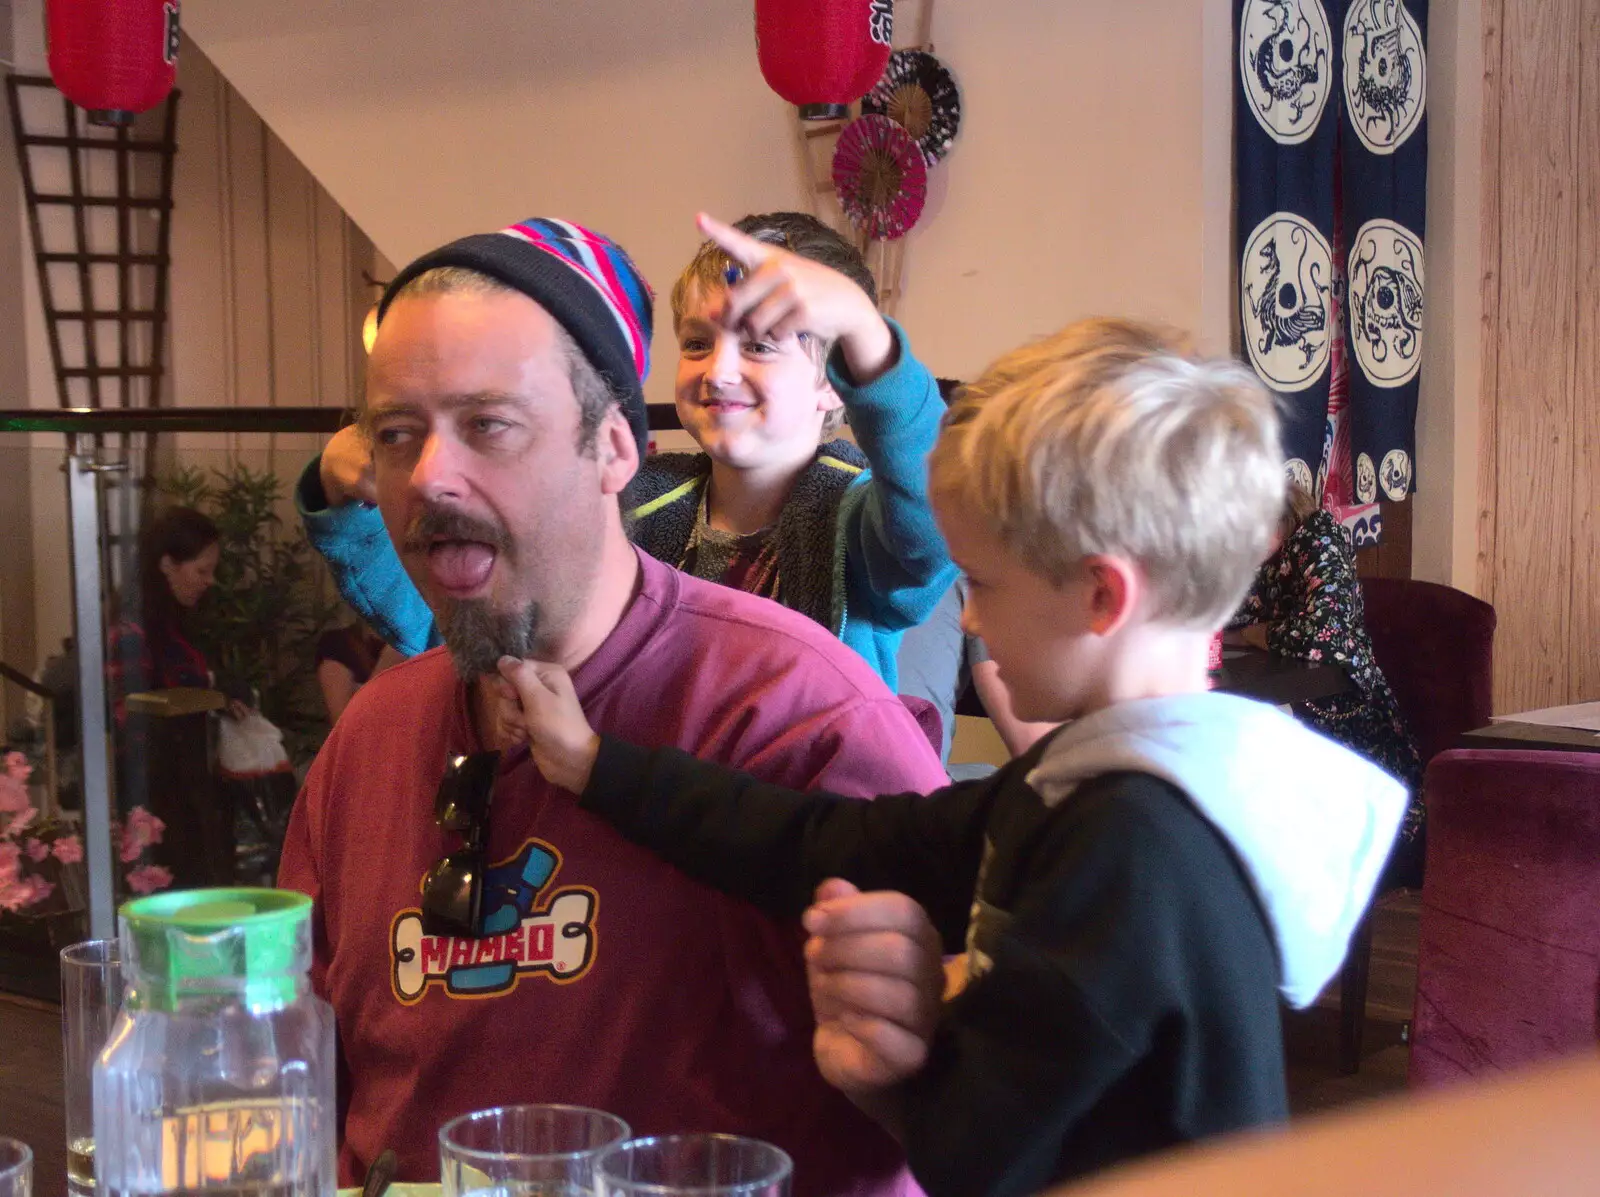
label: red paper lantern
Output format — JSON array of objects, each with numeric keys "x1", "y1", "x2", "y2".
[
  {"x1": 48, "y1": 0, "x2": 181, "y2": 127},
  {"x1": 755, "y1": 0, "x2": 895, "y2": 120}
]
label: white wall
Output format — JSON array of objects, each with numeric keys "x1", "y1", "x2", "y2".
[{"x1": 182, "y1": 0, "x2": 1235, "y2": 391}]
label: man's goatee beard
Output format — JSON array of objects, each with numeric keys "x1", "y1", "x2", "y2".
[
  {"x1": 437, "y1": 597, "x2": 543, "y2": 679},
  {"x1": 403, "y1": 500, "x2": 534, "y2": 677}
]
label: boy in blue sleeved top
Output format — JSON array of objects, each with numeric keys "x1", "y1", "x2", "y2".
[{"x1": 297, "y1": 210, "x2": 956, "y2": 692}]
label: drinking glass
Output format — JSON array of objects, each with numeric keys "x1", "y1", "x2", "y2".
[
  {"x1": 0, "y1": 1139, "x2": 32, "y2": 1197},
  {"x1": 596, "y1": 1135, "x2": 792, "y2": 1197},
  {"x1": 60, "y1": 939, "x2": 124, "y2": 1196},
  {"x1": 439, "y1": 1104, "x2": 631, "y2": 1197}
]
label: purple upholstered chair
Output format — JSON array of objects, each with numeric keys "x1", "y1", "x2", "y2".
[
  {"x1": 1338, "y1": 578, "x2": 1496, "y2": 1073},
  {"x1": 1410, "y1": 748, "x2": 1600, "y2": 1086},
  {"x1": 1359, "y1": 579, "x2": 1498, "y2": 764}
]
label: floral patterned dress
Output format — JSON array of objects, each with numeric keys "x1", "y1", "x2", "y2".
[{"x1": 1229, "y1": 510, "x2": 1426, "y2": 855}]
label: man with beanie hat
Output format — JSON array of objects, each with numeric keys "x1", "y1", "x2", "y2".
[
  {"x1": 383, "y1": 217, "x2": 656, "y2": 455},
  {"x1": 303, "y1": 211, "x2": 956, "y2": 701},
  {"x1": 279, "y1": 218, "x2": 947, "y2": 1197}
]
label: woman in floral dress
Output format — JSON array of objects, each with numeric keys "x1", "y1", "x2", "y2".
[{"x1": 1229, "y1": 487, "x2": 1425, "y2": 885}]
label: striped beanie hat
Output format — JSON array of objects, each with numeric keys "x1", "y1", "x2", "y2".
[{"x1": 379, "y1": 218, "x2": 655, "y2": 456}]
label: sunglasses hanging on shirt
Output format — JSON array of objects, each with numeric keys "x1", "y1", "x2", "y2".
[{"x1": 421, "y1": 750, "x2": 501, "y2": 938}]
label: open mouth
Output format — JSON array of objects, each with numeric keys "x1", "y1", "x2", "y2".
[{"x1": 425, "y1": 538, "x2": 498, "y2": 597}]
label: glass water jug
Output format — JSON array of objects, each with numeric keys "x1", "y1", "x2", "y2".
[{"x1": 93, "y1": 888, "x2": 336, "y2": 1197}]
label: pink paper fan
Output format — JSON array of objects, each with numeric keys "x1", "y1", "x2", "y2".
[{"x1": 832, "y1": 114, "x2": 928, "y2": 242}]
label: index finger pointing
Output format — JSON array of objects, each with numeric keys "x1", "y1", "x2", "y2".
[{"x1": 696, "y1": 212, "x2": 774, "y2": 270}]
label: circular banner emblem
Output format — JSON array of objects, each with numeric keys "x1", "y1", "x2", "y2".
[
  {"x1": 1355, "y1": 452, "x2": 1378, "y2": 504},
  {"x1": 1344, "y1": 0, "x2": 1426, "y2": 154},
  {"x1": 1242, "y1": 212, "x2": 1333, "y2": 393},
  {"x1": 1348, "y1": 218, "x2": 1424, "y2": 387},
  {"x1": 1240, "y1": 0, "x2": 1333, "y2": 145},
  {"x1": 1286, "y1": 458, "x2": 1315, "y2": 499},
  {"x1": 1379, "y1": 449, "x2": 1412, "y2": 501}
]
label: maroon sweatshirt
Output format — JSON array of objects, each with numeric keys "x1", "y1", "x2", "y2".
[{"x1": 279, "y1": 549, "x2": 948, "y2": 1196}]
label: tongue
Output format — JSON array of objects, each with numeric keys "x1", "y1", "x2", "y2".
[{"x1": 427, "y1": 542, "x2": 496, "y2": 592}]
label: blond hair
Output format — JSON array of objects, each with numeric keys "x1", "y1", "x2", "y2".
[
  {"x1": 672, "y1": 213, "x2": 871, "y2": 440},
  {"x1": 930, "y1": 318, "x2": 1285, "y2": 630}
]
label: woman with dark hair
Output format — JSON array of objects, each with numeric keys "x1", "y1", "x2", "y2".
[
  {"x1": 108, "y1": 506, "x2": 224, "y2": 718},
  {"x1": 107, "y1": 506, "x2": 256, "y2": 889}
]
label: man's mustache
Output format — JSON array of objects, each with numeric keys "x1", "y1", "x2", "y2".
[{"x1": 402, "y1": 504, "x2": 513, "y2": 554}]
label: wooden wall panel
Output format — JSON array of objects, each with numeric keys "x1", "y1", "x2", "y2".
[
  {"x1": 1571, "y1": 0, "x2": 1600, "y2": 704},
  {"x1": 264, "y1": 126, "x2": 317, "y2": 410},
  {"x1": 1355, "y1": 501, "x2": 1413, "y2": 580},
  {"x1": 169, "y1": 46, "x2": 230, "y2": 407},
  {"x1": 313, "y1": 188, "x2": 359, "y2": 410},
  {"x1": 166, "y1": 34, "x2": 373, "y2": 417},
  {"x1": 166, "y1": 35, "x2": 376, "y2": 417},
  {"x1": 223, "y1": 89, "x2": 272, "y2": 411},
  {"x1": 0, "y1": 21, "x2": 39, "y2": 704},
  {"x1": 1486, "y1": 0, "x2": 1581, "y2": 713}
]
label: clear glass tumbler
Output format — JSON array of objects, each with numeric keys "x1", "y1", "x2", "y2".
[
  {"x1": 439, "y1": 1105, "x2": 631, "y2": 1197},
  {"x1": 60, "y1": 939, "x2": 124, "y2": 1197},
  {"x1": 595, "y1": 1135, "x2": 792, "y2": 1197},
  {"x1": 0, "y1": 1140, "x2": 32, "y2": 1197}
]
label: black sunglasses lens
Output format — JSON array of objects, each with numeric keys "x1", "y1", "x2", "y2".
[
  {"x1": 435, "y1": 751, "x2": 500, "y2": 832},
  {"x1": 420, "y1": 849, "x2": 483, "y2": 937}
]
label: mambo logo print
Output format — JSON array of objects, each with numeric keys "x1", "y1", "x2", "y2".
[{"x1": 390, "y1": 839, "x2": 598, "y2": 1002}]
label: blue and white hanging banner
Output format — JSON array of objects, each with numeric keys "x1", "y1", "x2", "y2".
[
  {"x1": 1342, "y1": 0, "x2": 1427, "y2": 504},
  {"x1": 1236, "y1": 0, "x2": 1339, "y2": 492},
  {"x1": 1236, "y1": 0, "x2": 1426, "y2": 519}
]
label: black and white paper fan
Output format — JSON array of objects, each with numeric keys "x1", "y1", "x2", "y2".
[{"x1": 861, "y1": 49, "x2": 962, "y2": 167}]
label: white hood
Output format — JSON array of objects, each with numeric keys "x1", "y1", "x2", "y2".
[{"x1": 1026, "y1": 692, "x2": 1407, "y2": 1008}]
